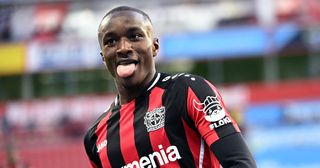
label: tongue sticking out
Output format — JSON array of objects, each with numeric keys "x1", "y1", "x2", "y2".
[{"x1": 117, "y1": 63, "x2": 136, "y2": 78}]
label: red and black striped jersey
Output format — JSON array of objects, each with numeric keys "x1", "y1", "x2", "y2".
[{"x1": 84, "y1": 72, "x2": 241, "y2": 168}]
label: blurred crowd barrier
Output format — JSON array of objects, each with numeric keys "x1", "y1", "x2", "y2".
[
  {"x1": 0, "y1": 22, "x2": 301, "y2": 76},
  {"x1": 0, "y1": 95, "x2": 115, "y2": 168},
  {"x1": 243, "y1": 80, "x2": 320, "y2": 168},
  {"x1": 0, "y1": 139, "x2": 89, "y2": 168}
]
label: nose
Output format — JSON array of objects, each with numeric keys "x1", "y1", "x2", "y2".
[{"x1": 116, "y1": 38, "x2": 132, "y2": 58}]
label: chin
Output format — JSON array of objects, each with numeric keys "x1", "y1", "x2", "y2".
[
  {"x1": 119, "y1": 74, "x2": 139, "y2": 87},
  {"x1": 130, "y1": 75, "x2": 151, "y2": 88}
]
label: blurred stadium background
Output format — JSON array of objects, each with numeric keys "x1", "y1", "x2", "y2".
[{"x1": 0, "y1": 0, "x2": 320, "y2": 167}]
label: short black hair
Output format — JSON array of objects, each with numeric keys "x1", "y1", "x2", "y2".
[{"x1": 102, "y1": 6, "x2": 152, "y2": 24}]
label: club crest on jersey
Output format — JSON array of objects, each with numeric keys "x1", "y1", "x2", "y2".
[
  {"x1": 193, "y1": 95, "x2": 226, "y2": 122},
  {"x1": 144, "y1": 106, "x2": 166, "y2": 132}
]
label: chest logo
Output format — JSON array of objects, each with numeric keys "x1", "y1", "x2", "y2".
[
  {"x1": 144, "y1": 106, "x2": 166, "y2": 132},
  {"x1": 193, "y1": 95, "x2": 226, "y2": 122}
]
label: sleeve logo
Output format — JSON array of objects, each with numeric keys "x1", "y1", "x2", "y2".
[
  {"x1": 144, "y1": 106, "x2": 166, "y2": 132},
  {"x1": 97, "y1": 140, "x2": 107, "y2": 153},
  {"x1": 193, "y1": 96, "x2": 226, "y2": 122}
]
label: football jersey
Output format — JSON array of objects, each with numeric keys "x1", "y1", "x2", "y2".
[{"x1": 84, "y1": 72, "x2": 240, "y2": 168}]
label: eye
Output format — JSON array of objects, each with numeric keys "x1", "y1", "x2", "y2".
[
  {"x1": 104, "y1": 38, "x2": 116, "y2": 47},
  {"x1": 129, "y1": 34, "x2": 143, "y2": 41}
]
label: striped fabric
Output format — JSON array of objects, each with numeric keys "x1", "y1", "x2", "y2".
[{"x1": 84, "y1": 73, "x2": 240, "y2": 168}]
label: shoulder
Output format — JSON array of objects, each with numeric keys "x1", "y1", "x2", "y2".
[
  {"x1": 84, "y1": 104, "x2": 113, "y2": 146},
  {"x1": 84, "y1": 112, "x2": 107, "y2": 143},
  {"x1": 158, "y1": 72, "x2": 207, "y2": 88},
  {"x1": 83, "y1": 109, "x2": 111, "y2": 168}
]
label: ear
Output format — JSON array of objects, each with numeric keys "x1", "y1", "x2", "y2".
[
  {"x1": 100, "y1": 51, "x2": 107, "y2": 66},
  {"x1": 152, "y1": 38, "x2": 159, "y2": 57}
]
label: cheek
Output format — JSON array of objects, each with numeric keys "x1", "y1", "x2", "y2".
[
  {"x1": 144, "y1": 47, "x2": 155, "y2": 63},
  {"x1": 137, "y1": 45, "x2": 153, "y2": 59},
  {"x1": 104, "y1": 54, "x2": 116, "y2": 77},
  {"x1": 106, "y1": 64, "x2": 116, "y2": 77}
]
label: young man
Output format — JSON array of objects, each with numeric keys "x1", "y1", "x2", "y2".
[{"x1": 84, "y1": 6, "x2": 257, "y2": 168}]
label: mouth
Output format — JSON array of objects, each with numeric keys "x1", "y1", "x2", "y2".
[
  {"x1": 116, "y1": 59, "x2": 139, "y2": 78},
  {"x1": 117, "y1": 59, "x2": 139, "y2": 66}
]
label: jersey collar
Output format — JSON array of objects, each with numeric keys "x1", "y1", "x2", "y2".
[{"x1": 114, "y1": 72, "x2": 161, "y2": 106}]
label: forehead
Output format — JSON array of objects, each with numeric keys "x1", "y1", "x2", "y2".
[{"x1": 99, "y1": 11, "x2": 151, "y2": 34}]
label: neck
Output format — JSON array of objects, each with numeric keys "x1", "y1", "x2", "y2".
[{"x1": 117, "y1": 71, "x2": 156, "y2": 105}]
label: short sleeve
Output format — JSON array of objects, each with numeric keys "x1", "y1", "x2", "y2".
[
  {"x1": 83, "y1": 110, "x2": 111, "y2": 168},
  {"x1": 184, "y1": 75, "x2": 240, "y2": 146}
]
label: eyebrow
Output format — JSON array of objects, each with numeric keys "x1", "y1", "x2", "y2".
[
  {"x1": 101, "y1": 32, "x2": 116, "y2": 45},
  {"x1": 103, "y1": 26, "x2": 146, "y2": 38},
  {"x1": 128, "y1": 26, "x2": 151, "y2": 38},
  {"x1": 103, "y1": 32, "x2": 116, "y2": 38},
  {"x1": 127, "y1": 26, "x2": 143, "y2": 32}
]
